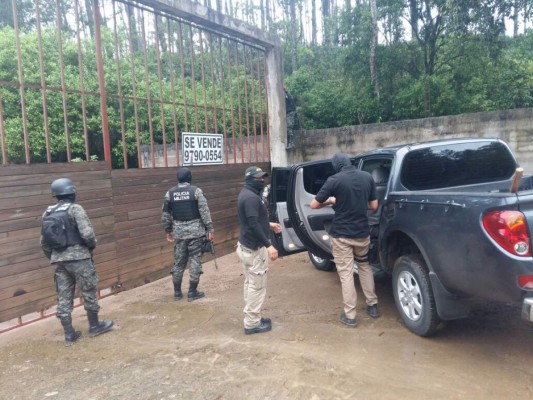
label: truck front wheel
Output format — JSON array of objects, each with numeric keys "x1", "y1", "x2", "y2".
[
  {"x1": 392, "y1": 254, "x2": 440, "y2": 337},
  {"x1": 308, "y1": 252, "x2": 336, "y2": 271}
]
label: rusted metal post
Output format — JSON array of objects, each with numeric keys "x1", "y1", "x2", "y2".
[
  {"x1": 177, "y1": 22, "x2": 189, "y2": 133},
  {"x1": 34, "y1": 0, "x2": 51, "y2": 163},
  {"x1": 93, "y1": 0, "x2": 112, "y2": 164},
  {"x1": 217, "y1": 37, "x2": 229, "y2": 163},
  {"x1": 242, "y1": 46, "x2": 252, "y2": 162},
  {"x1": 111, "y1": 0, "x2": 128, "y2": 169},
  {"x1": 166, "y1": 19, "x2": 180, "y2": 166},
  {"x1": 139, "y1": 9, "x2": 156, "y2": 168},
  {"x1": 55, "y1": 0, "x2": 72, "y2": 162},
  {"x1": 154, "y1": 14, "x2": 168, "y2": 167},
  {"x1": 74, "y1": 0, "x2": 91, "y2": 161},
  {"x1": 126, "y1": 3, "x2": 142, "y2": 168},
  {"x1": 198, "y1": 30, "x2": 209, "y2": 133},
  {"x1": 0, "y1": 97, "x2": 7, "y2": 164},
  {"x1": 12, "y1": 0, "x2": 31, "y2": 164}
]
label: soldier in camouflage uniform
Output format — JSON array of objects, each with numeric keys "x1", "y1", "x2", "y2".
[
  {"x1": 162, "y1": 167, "x2": 214, "y2": 301},
  {"x1": 41, "y1": 178, "x2": 114, "y2": 346}
]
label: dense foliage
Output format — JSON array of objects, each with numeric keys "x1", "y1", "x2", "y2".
[{"x1": 0, "y1": 0, "x2": 531, "y2": 165}]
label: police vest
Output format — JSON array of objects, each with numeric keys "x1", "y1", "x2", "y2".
[{"x1": 169, "y1": 185, "x2": 201, "y2": 221}]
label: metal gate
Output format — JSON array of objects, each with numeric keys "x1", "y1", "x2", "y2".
[{"x1": 0, "y1": 0, "x2": 283, "y2": 168}]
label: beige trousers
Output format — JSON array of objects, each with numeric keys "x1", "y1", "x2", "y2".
[
  {"x1": 331, "y1": 236, "x2": 378, "y2": 319},
  {"x1": 236, "y1": 242, "x2": 269, "y2": 329}
]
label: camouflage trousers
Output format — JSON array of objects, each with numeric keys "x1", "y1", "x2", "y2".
[
  {"x1": 171, "y1": 237, "x2": 204, "y2": 283},
  {"x1": 54, "y1": 258, "x2": 100, "y2": 318}
]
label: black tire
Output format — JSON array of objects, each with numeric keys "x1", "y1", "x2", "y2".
[
  {"x1": 308, "y1": 252, "x2": 336, "y2": 272},
  {"x1": 392, "y1": 254, "x2": 440, "y2": 337}
]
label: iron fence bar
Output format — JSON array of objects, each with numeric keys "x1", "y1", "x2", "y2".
[
  {"x1": 126, "y1": 5, "x2": 142, "y2": 168},
  {"x1": 217, "y1": 37, "x2": 229, "y2": 163},
  {"x1": 140, "y1": 9, "x2": 156, "y2": 168},
  {"x1": 198, "y1": 30, "x2": 209, "y2": 133},
  {"x1": 0, "y1": 97, "x2": 6, "y2": 164},
  {"x1": 208, "y1": 33, "x2": 218, "y2": 134},
  {"x1": 257, "y1": 50, "x2": 265, "y2": 162},
  {"x1": 112, "y1": 0, "x2": 129, "y2": 169},
  {"x1": 93, "y1": 0, "x2": 112, "y2": 164},
  {"x1": 12, "y1": 0, "x2": 31, "y2": 164},
  {"x1": 250, "y1": 48, "x2": 258, "y2": 162},
  {"x1": 263, "y1": 55, "x2": 270, "y2": 161},
  {"x1": 188, "y1": 25, "x2": 200, "y2": 133},
  {"x1": 35, "y1": 0, "x2": 51, "y2": 163},
  {"x1": 74, "y1": 0, "x2": 91, "y2": 161},
  {"x1": 166, "y1": 18, "x2": 180, "y2": 166},
  {"x1": 234, "y1": 42, "x2": 244, "y2": 163},
  {"x1": 177, "y1": 22, "x2": 189, "y2": 133},
  {"x1": 55, "y1": 0, "x2": 72, "y2": 162},
  {"x1": 242, "y1": 45, "x2": 251, "y2": 163},
  {"x1": 226, "y1": 38, "x2": 237, "y2": 164},
  {"x1": 154, "y1": 14, "x2": 168, "y2": 167}
]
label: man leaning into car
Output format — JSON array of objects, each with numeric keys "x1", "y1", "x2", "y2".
[{"x1": 310, "y1": 152, "x2": 380, "y2": 328}]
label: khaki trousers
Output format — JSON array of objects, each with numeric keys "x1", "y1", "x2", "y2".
[
  {"x1": 331, "y1": 236, "x2": 378, "y2": 319},
  {"x1": 236, "y1": 242, "x2": 268, "y2": 329}
]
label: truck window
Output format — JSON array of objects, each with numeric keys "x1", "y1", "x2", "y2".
[{"x1": 400, "y1": 141, "x2": 517, "y2": 190}]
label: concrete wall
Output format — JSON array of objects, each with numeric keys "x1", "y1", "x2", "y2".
[{"x1": 287, "y1": 108, "x2": 533, "y2": 173}]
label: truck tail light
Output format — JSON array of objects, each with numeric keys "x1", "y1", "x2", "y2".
[
  {"x1": 518, "y1": 275, "x2": 533, "y2": 289},
  {"x1": 482, "y1": 211, "x2": 531, "y2": 257}
]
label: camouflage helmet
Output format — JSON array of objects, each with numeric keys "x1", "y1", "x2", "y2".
[{"x1": 50, "y1": 178, "x2": 76, "y2": 197}]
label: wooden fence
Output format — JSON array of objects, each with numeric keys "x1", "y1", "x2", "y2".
[{"x1": 0, "y1": 161, "x2": 269, "y2": 325}]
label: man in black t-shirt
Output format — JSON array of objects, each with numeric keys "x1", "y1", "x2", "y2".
[
  {"x1": 236, "y1": 166, "x2": 282, "y2": 335},
  {"x1": 311, "y1": 153, "x2": 380, "y2": 328}
]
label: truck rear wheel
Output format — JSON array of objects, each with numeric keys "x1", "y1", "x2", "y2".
[{"x1": 392, "y1": 254, "x2": 440, "y2": 337}]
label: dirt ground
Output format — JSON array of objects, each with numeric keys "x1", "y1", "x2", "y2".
[{"x1": 1, "y1": 251, "x2": 532, "y2": 400}]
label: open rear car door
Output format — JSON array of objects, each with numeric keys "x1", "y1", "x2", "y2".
[{"x1": 268, "y1": 167, "x2": 307, "y2": 257}]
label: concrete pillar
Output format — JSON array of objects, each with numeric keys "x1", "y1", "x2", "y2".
[{"x1": 265, "y1": 42, "x2": 287, "y2": 167}]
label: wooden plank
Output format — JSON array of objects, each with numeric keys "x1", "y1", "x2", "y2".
[
  {"x1": 0, "y1": 295, "x2": 58, "y2": 322},
  {"x1": 0, "y1": 161, "x2": 109, "y2": 176},
  {"x1": 0, "y1": 162, "x2": 270, "y2": 323}
]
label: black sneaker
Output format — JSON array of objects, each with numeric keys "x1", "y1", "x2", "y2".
[
  {"x1": 366, "y1": 304, "x2": 380, "y2": 318},
  {"x1": 340, "y1": 313, "x2": 357, "y2": 327},
  {"x1": 244, "y1": 320, "x2": 272, "y2": 335},
  {"x1": 261, "y1": 317, "x2": 271, "y2": 324}
]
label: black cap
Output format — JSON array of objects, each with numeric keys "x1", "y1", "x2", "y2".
[{"x1": 245, "y1": 166, "x2": 268, "y2": 178}]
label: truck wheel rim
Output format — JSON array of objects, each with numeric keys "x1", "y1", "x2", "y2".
[
  {"x1": 397, "y1": 270, "x2": 423, "y2": 321},
  {"x1": 311, "y1": 254, "x2": 325, "y2": 264}
]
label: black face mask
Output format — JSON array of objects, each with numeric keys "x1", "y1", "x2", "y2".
[{"x1": 246, "y1": 177, "x2": 265, "y2": 192}]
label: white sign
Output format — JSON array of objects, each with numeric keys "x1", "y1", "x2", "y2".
[{"x1": 181, "y1": 132, "x2": 224, "y2": 165}]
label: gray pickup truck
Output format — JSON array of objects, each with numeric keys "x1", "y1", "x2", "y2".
[{"x1": 270, "y1": 138, "x2": 533, "y2": 336}]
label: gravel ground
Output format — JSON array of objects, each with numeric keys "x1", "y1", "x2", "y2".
[{"x1": 1, "y1": 251, "x2": 532, "y2": 400}]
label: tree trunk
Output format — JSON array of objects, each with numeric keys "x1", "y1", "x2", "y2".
[
  {"x1": 290, "y1": 0, "x2": 298, "y2": 71},
  {"x1": 311, "y1": 0, "x2": 317, "y2": 45},
  {"x1": 409, "y1": 0, "x2": 418, "y2": 40}
]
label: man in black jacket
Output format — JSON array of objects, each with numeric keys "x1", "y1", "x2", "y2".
[
  {"x1": 311, "y1": 153, "x2": 379, "y2": 328},
  {"x1": 236, "y1": 166, "x2": 282, "y2": 335}
]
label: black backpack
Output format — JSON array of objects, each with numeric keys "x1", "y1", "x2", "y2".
[{"x1": 41, "y1": 203, "x2": 74, "y2": 250}]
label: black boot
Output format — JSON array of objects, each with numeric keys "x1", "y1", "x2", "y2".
[
  {"x1": 187, "y1": 281, "x2": 205, "y2": 302},
  {"x1": 87, "y1": 310, "x2": 114, "y2": 337},
  {"x1": 173, "y1": 280, "x2": 183, "y2": 301},
  {"x1": 59, "y1": 316, "x2": 82, "y2": 346}
]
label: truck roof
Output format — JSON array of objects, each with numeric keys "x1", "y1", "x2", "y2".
[{"x1": 357, "y1": 137, "x2": 503, "y2": 157}]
